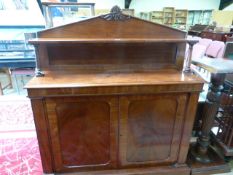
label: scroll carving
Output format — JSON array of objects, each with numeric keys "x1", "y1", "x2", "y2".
[{"x1": 100, "y1": 5, "x2": 131, "y2": 21}]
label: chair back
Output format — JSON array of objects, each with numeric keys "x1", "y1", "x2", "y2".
[
  {"x1": 192, "y1": 44, "x2": 206, "y2": 59},
  {"x1": 199, "y1": 38, "x2": 212, "y2": 48},
  {"x1": 205, "y1": 40, "x2": 225, "y2": 58}
]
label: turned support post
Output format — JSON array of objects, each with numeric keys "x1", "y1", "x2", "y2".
[
  {"x1": 192, "y1": 73, "x2": 226, "y2": 163},
  {"x1": 34, "y1": 45, "x2": 44, "y2": 77},
  {"x1": 184, "y1": 40, "x2": 197, "y2": 73}
]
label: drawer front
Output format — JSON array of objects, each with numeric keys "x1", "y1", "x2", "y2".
[
  {"x1": 119, "y1": 94, "x2": 188, "y2": 167},
  {"x1": 45, "y1": 96, "x2": 118, "y2": 172}
]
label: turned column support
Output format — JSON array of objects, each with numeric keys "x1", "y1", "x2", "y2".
[
  {"x1": 184, "y1": 40, "x2": 197, "y2": 73},
  {"x1": 191, "y1": 73, "x2": 226, "y2": 163},
  {"x1": 34, "y1": 45, "x2": 45, "y2": 77}
]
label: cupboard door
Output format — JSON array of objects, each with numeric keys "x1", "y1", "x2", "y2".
[
  {"x1": 119, "y1": 94, "x2": 188, "y2": 166},
  {"x1": 45, "y1": 96, "x2": 118, "y2": 172}
]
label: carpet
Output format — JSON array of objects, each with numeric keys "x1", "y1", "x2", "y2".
[{"x1": 0, "y1": 96, "x2": 42, "y2": 175}]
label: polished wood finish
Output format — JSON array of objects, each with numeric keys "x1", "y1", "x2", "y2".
[
  {"x1": 58, "y1": 166, "x2": 190, "y2": 175},
  {"x1": 35, "y1": 17, "x2": 185, "y2": 39},
  {"x1": 30, "y1": 99, "x2": 54, "y2": 172},
  {"x1": 188, "y1": 144, "x2": 231, "y2": 175},
  {"x1": 191, "y1": 73, "x2": 226, "y2": 163},
  {"x1": 184, "y1": 40, "x2": 198, "y2": 72},
  {"x1": 26, "y1": 6, "x2": 203, "y2": 175},
  {"x1": 119, "y1": 94, "x2": 187, "y2": 166},
  {"x1": 190, "y1": 58, "x2": 233, "y2": 173},
  {"x1": 201, "y1": 31, "x2": 233, "y2": 42},
  {"x1": 45, "y1": 96, "x2": 118, "y2": 173}
]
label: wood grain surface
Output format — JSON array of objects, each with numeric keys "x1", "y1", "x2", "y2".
[{"x1": 26, "y1": 7, "x2": 204, "y2": 175}]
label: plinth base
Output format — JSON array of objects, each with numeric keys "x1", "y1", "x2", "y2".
[
  {"x1": 187, "y1": 143, "x2": 231, "y2": 175},
  {"x1": 45, "y1": 165, "x2": 190, "y2": 175}
]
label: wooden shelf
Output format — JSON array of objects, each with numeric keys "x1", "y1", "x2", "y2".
[
  {"x1": 29, "y1": 38, "x2": 189, "y2": 44},
  {"x1": 175, "y1": 9, "x2": 188, "y2": 29},
  {"x1": 146, "y1": 7, "x2": 188, "y2": 29},
  {"x1": 149, "y1": 11, "x2": 164, "y2": 23}
]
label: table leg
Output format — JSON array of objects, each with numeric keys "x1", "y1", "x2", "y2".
[{"x1": 191, "y1": 73, "x2": 226, "y2": 163}]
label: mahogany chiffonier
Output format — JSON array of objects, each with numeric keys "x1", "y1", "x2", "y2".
[{"x1": 26, "y1": 6, "x2": 204, "y2": 175}]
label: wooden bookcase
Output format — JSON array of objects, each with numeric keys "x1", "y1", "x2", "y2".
[
  {"x1": 142, "y1": 7, "x2": 189, "y2": 29},
  {"x1": 149, "y1": 11, "x2": 164, "y2": 24},
  {"x1": 175, "y1": 9, "x2": 188, "y2": 29},
  {"x1": 139, "y1": 12, "x2": 149, "y2": 20},
  {"x1": 163, "y1": 7, "x2": 175, "y2": 25}
]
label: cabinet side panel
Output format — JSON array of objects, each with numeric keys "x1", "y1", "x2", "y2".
[
  {"x1": 30, "y1": 98, "x2": 54, "y2": 173},
  {"x1": 177, "y1": 93, "x2": 199, "y2": 163}
]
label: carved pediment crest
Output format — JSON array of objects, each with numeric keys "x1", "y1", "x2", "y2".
[{"x1": 100, "y1": 5, "x2": 131, "y2": 21}]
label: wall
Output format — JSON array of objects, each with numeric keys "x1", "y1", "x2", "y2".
[
  {"x1": 223, "y1": 3, "x2": 233, "y2": 10},
  {"x1": 212, "y1": 11, "x2": 233, "y2": 26},
  {"x1": 130, "y1": 0, "x2": 221, "y2": 15},
  {"x1": 79, "y1": 0, "x2": 124, "y2": 9},
  {"x1": 0, "y1": 0, "x2": 45, "y2": 26}
]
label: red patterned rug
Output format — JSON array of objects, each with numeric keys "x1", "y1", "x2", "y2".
[{"x1": 0, "y1": 97, "x2": 42, "y2": 175}]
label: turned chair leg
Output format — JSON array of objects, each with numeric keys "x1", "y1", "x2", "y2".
[
  {"x1": 0, "y1": 82, "x2": 3, "y2": 95},
  {"x1": 5, "y1": 68, "x2": 13, "y2": 88}
]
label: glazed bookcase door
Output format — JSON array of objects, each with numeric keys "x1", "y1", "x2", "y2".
[
  {"x1": 45, "y1": 96, "x2": 118, "y2": 172},
  {"x1": 119, "y1": 94, "x2": 188, "y2": 167}
]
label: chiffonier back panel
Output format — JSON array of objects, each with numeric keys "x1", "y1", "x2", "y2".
[{"x1": 44, "y1": 43, "x2": 178, "y2": 70}]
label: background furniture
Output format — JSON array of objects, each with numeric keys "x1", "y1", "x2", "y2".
[
  {"x1": 188, "y1": 10, "x2": 213, "y2": 27},
  {"x1": 148, "y1": 7, "x2": 188, "y2": 28},
  {"x1": 212, "y1": 79, "x2": 233, "y2": 157},
  {"x1": 210, "y1": 43, "x2": 233, "y2": 157},
  {"x1": 42, "y1": 2, "x2": 95, "y2": 28},
  {"x1": 163, "y1": 7, "x2": 175, "y2": 25},
  {"x1": 224, "y1": 42, "x2": 233, "y2": 59},
  {"x1": 188, "y1": 24, "x2": 209, "y2": 36},
  {"x1": 149, "y1": 11, "x2": 164, "y2": 24},
  {"x1": 0, "y1": 68, "x2": 12, "y2": 95},
  {"x1": 205, "y1": 40, "x2": 225, "y2": 58},
  {"x1": 0, "y1": 39, "x2": 35, "y2": 95},
  {"x1": 175, "y1": 9, "x2": 188, "y2": 29},
  {"x1": 10, "y1": 68, "x2": 35, "y2": 94},
  {"x1": 26, "y1": 6, "x2": 203, "y2": 175},
  {"x1": 0, "y1": 24, "x2": 44, "y2": 95},
  {"x1": 201, "y1": 31, "x2": 233, "y2": 42},
  {"x1": 0, "y1": 39, "x2": 36, "y2": 68},
  {"x1": 190, "y1": 57, "x2": 233, "y2": 174}
]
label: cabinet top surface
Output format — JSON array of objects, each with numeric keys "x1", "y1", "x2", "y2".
[{"x1": 25, "y1": 70, "x2": 204, "y2": 89}]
